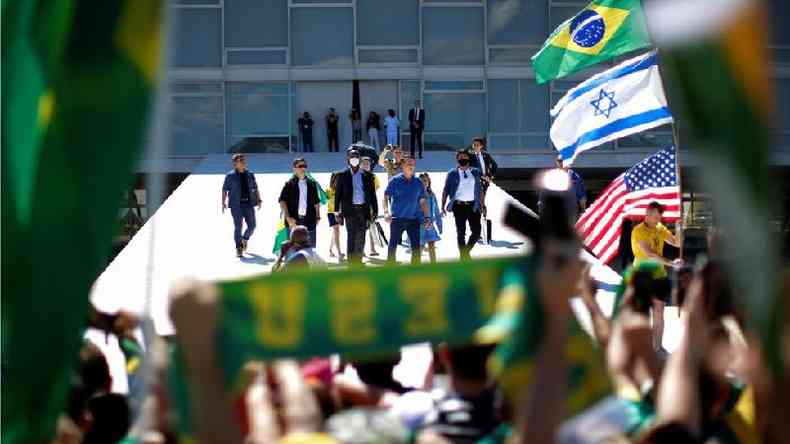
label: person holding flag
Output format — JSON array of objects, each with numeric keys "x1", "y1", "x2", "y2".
[{"x1": 278, "y1": 157, "x2": 321, "y2": 248}]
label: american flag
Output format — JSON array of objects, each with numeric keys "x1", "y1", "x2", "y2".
[{"x1": 576, "y1": 146, "x2": 681, "y2": 264}]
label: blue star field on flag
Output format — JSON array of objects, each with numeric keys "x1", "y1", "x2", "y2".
[{"x1": 624, "y1": 145, "x2": 677, "y2": 192}]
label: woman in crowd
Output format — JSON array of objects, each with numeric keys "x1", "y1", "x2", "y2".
[
  {"x1": 361, "y1": 157, "x2": 381, "y2": 257},
  {"x1": 366, "y1": 111, "x2": 381, "y2": 150},
  {"x1": 326, "y1": 172, "x2": 344, "y2": 261},
  {"x1": 419, "y1": 172, "x2": 442, "y2": 263},
  {"x1": 384, "y1": 109, "x2": 400, "y2": 146},
  {"x1": 349, "y1": 109, "x2": 362, "y2": 143}
]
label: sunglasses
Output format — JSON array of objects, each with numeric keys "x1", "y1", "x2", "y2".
[{"x1": 295, "y1": 164, "x2": 308, "y2": 169}]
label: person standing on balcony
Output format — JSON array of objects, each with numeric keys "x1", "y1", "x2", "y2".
[
  {"x1": 367, "y1": 111, "x2": 381, "y2": 150},
  {"x1": 408, "y1": 99, "x2": 425, "y2": 159},
  {"x1": 326, "y1": 108, "x2": 340, "y2": 152},
  {"x1": 297, "y1": 111, "x2": 314, "y2": 153},
  {"x1": 350, "y1": 108, "x2": 362, "y2": 143}
]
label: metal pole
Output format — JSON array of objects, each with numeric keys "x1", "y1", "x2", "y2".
[{"x1": 671, "y1": 123, "x2": 684, "y2": 260}]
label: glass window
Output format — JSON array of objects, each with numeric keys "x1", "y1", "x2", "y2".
[
  {"x1": 227, "y1": 82, "x2": 290, "y2": 136},
  {"x1": 487, "y1": 79, "x2": 519, "y2": 133},
  {"x1": 171, "y1": 0, "x2": 218, "y2": 4},
  {"x1": 489, "y1": 47, "x2": 536, "y2": 64},
  {"x1": 171, "y1": 81, "x2": 223, "y2": 94},
  {"x1": 424, "y1": 0, "x2": 481, "y2": 2},
  {"x1": 550, "y1": 6, "x2": 581, "y2": 31},
  {"x1": 358, "y1": 48, "x2": 418, "y2": 64},
  {"x1": 228, "y1": 136, "x2": 291, "y2": 153},
  {"x1": 169, "y1": 96, "x2": 224, "y2": 155},
  {"x1": 225, "y1": 0, "x2": 288, "y2": 47},
  {"x1": 170, "y1": 8, "x2": 222, "y2": 67},
  {"x1": 357, "y1": 0, "x2": 419, "y2": 45},
  {"x1": 616, "y1": 125, "x2": 674, "y2": 148},
  {"x1": 424, "y1": 80, "x2": 484, "y2": 91},
  {"x1": 487, "y1": 0, "x2": 548, "y2": 44},
  {"x1": 400, "y1": 80, "x2": 420, "y2": 130},
  {"x1": 292, "y1": 0, "x2": 351, "y2": 3},
  {"x1": 424, "y1": 92, "x2": 485, "y2": 151},
  {"x1": 227, "y1": 50, "x2": 287, "y2": 65},
  {"x1": 520, "y1": 81, "x2": 549, "y2": 133},
  {"x1": 769, "y1": 0, "x2": 790, "y2": 45},
  {"x1": 422, "y1": 7, "x2": 484, "y2": 65},
  {"x1": 291, "y1": 7, "x2": 353, "y2": 66},
  {"x1": 777, "y1": 80, "x2": 790, "y2": 130},
  {"x1": 488, "y1": 135, "x2": 519, "y2": 151}
]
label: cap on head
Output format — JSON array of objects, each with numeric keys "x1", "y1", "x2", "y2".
[
  {"x1": 347, "y1": 149, "x2": 360, "y2": 158},
  {"x1": 232, "y1": 153, "x2": 245, "y2": 162},
  {"x1": 290, "y1": 225, "x2": 310, "y2": 245}
]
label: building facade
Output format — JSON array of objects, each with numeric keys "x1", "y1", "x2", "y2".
[{"x1": 163, "y1": 0, "x2": 790, "y2": 169}]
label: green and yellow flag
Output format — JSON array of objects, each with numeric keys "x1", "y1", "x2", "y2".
[
  {"x1": 1, "y1": 1, "x2": 162, "y2": 442},
  {"x1": 532, "y1": 0, "x2": 650, "y2": 84}
]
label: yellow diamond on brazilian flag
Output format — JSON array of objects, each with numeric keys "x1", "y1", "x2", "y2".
[{"x1": 532, "y1": 0, "x2": 651, "y2": 84}]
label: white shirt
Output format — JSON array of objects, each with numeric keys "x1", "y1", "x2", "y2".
[
  {"x1": 455, "y1": 168, "x2": 475, "y2": 201},
  {"x1": 298, "y1": 178, "x2": 308, "y2": 216},
  {"x1": 475, "y1": 151, "x2": 486, "y2": 175}
]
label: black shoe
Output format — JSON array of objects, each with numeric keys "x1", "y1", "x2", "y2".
[
  {"x1": 241, "y1": 239, "x2": 248, "y2": 252},
  {"x1": 236, "y1": 247, "x2": 243, "y2": 257}
]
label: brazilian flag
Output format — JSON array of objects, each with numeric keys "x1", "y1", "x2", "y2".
[
  {"x1": 2, "y1": 1, "x2": 162, "y2": 442},
  {"x1": 532, "y1": 0, "x2": 650, "y2": 84}
]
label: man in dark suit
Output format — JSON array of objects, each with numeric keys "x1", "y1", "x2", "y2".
[
  {"x1": 408, "y1": 99, "x2": 425, "y2": 159},
  {"x1": 278, "y1": 157, "x2": 321, "y2": 247},
  {"x1": 334, "y1": 149, "x2": 379, "y2": 264},
  {"x1": 469, "y1": 137, "x2": 498, "y2": 215}
]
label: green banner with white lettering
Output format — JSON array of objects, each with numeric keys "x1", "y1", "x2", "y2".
[{"x1": 217, "y1": 257, "x2": 523, "y2": 387}]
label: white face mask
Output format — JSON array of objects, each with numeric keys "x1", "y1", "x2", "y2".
[{"x1": 349, "y1": 158, "x2": 360, "y2": 167}]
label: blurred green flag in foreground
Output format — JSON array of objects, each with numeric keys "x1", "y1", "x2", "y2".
[
  {"x1": 1, "y1": 1, "x2": 162, "y2": 442},
  {"x1": 646, "y1": 0, "x2": 782, "y2": 375}
]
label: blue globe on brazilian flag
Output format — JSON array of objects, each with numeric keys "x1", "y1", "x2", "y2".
[{"x1": 532, "y1": 0, "x2": 651, "y2": 84}]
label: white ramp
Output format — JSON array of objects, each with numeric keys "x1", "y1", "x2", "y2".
[{"x1": 91, "y1": 154, "x2": 531, "y2": 336}]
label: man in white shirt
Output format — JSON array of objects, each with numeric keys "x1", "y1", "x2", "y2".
[
  {"x1": 279, "y1": 158, "x2": 321, "y2": 247},
  {"x1": 441, "y1": 150, "x2": 484, "y2": 259}
]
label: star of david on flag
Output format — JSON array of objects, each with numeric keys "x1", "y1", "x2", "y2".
[
  {"x1": 550, "y1": 51, "x2": 674, "y2": 166},
  {"x1": 591, "y1": 89, "x2": 618, "y2": 118}
]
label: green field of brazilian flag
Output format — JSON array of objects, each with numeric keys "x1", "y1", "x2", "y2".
[{"x1": 2, "y1": 1, "x2": 162, "y2": 442}]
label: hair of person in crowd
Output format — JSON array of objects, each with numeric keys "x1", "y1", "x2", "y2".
[
  {"x1": 388, "y1": 109, "x2": 396, "y2": 117},
  {"x1": 647, "y1": 201, "x2": 664, "y2": 214},
  {"x1": 290, "y1": 225, "x2": 310, "y2": 247},
  {"x1": 347, "y1": 149, "x2": 360, "y2": 158},
  {"x1": 231, "y1": 153, "x2": 245, "y2": 163},
  {"x1": 456, "y1": 148, "x2": 471, "y2": 159},
  {"x1": 329, "y1": 172, "x2": 339, "y2": 189},
  {"x1": 81, "y1": 393, "x2": 131, "y2": 444},
  {"x1": 472, "y1": 136, "x2": 486, "y2": 148},
  {"x1": 419, "y1": 172, "x2": 433, "y2": 193},
  {"x1": 292, "y1": 157, "x2": 306, "y2": 167}
]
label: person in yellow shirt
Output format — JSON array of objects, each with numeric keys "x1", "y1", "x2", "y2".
[
  {"x1": 631, "y1": 201, "x2": 683, "y2": 350},
  {"x1": 361, "y1": 157, "x2": 381, "y2": 257}
]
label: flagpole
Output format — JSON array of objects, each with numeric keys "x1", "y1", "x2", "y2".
[{"x1": 671, "y1": 122, "x2": 684, "y2": 261}]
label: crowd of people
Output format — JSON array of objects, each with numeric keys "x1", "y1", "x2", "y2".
[
  {"x1": 52, "y1": 223, "x2": 790, "y2": 444},
  {"x1": 222, "y1": 136, "x2": 503, "y2": 268},
  {"x1": 297, "y1": 101, "x2": 427, "y2": 159}
]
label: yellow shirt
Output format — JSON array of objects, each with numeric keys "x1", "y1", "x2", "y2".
[
  {"x1": 631, "y1": 221, "x2": 673, "y2": 277},
  {"x1": 373, "y1": 175, "x2": 380, "y2": 190}
]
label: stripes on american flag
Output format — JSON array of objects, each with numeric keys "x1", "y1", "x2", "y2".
[{"x1": 576, "y1": 146, "x2": 680, "y2": 264}]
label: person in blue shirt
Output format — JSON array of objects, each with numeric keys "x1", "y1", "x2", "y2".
[
  {"x1": 418, "y1": 172, "x2": 443, "y2": 263},
  {"x1": 222, "y1": 153, "x2": 261, "y2": 257},
  {"x1": 442, "y1": 149, "x2": 484, "y2": 260},
  {"x1": 537, "y1": 156, "x2": 587, "y2": 216},
  {"x1": 383, "y1": 157, "x2": 431, "y2": 264}
]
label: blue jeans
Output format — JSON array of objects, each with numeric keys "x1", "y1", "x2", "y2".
[
  {"x1": 230, "y1": 202, "x2": 256, "y2": 249},
  {"x1": 388, "y1": 218, "x2": 421, "y2": 264}
]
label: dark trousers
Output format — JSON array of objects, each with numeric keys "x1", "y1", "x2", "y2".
[
  {"x1": 328, "y1": 130, "x2": 339, "y2": 152},
  {"x1": 388, "y1": 218, "x2": 421, "y2": 264},
  {"x1": 301, "y1": 131, "x2": 313, "y2": 152},
  {"x1": 453, "y1": 202, "x2": 481, "y2": 259},
  {"x1": 345, "y1": 205, "x2": 369, "y2": 264},
  {"x1": 409, "y1": 127, "x2": 423, "y2": 158},
  {"x1": 230, "y1": 202, "x2": 256, "y2": 249},
  {"x1": 287, "y1": 216, "x2": 317, "y2": 248},
  {"x1": 352, "y1": 128, "x2": 362, "y2": 143}
]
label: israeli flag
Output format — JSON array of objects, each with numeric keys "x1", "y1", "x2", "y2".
[{"x1": 551, "y1": 50, "x2": 674, "y2": 166}]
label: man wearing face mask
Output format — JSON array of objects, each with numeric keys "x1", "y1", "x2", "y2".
[
  {"x1": 442, "y1": 149, "x2": 483, "y2": 260},
  {"x1": 335, "y1": 149, "x2": 378, "y2": 265}
]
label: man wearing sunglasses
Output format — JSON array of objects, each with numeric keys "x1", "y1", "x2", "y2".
[
  {"x1": 222, "y1": 153, "x2": 262, "y2": 257},
  {"x1": 278, "y1": 158, "x2": 321, "y2": 248}
]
